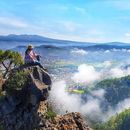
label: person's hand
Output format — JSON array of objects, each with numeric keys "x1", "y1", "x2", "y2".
[{"x1": 37, "y1": 55, "x2": 42, "y2": 57}]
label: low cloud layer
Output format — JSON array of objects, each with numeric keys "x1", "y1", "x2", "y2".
[
  {"x1": 104, "y1": 48, "x2": 130, "y2": 53},
  {"x1": 71, "y1": 49, "x2": 88, "y2": 55},
  {"x1": 49, "y1": 63, "x2": 130, "y2": 122},
  {"x1": 71, "y1": 64, "x2": 100, "y2": 84},
  {"x1": 49, "y1": 80, "x2": 104, "y2": 118},
  {"x1": 50, "y1": 80, "x2": 130, "y2": 122},
  {"x1": 104, "y1": 98, "x2": 130, "y2": 121},
  {"x1": 49, "y1": 80, "x2": 81, "y2": 113},
  {"x1": 71, "y1": 63, "x2": 130, "y2": 85}
]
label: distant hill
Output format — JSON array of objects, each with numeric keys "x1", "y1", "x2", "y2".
[
  {"x1": 0, "y1": 34, "x2": 95, "y2": 49},
  {"x1": 0, "y1": 34, "x2": 57, "y2": 42},
  {"x1": 1, "y1": 34, "x2": 130, "y2": 50},
  {"x1": 95, "y1": 108, "x2": 130, "y2": 130},
  {"x1": 85, "y1": 44, "x2": 130, "y2": 50},
  {"x1": 1, "y1": 34, "x2": 130, "y2": 44},
  {"x1": 0, "y1": 34, "x2": 89, "y2": 44},
  {"x1": 94, "y1": 75, "x2": 130, "y2": 106}
]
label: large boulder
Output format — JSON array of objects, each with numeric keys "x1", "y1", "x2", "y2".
[
  {"x1": 15, "y1": 64, "x2": 52, "y2": 86},
  {"x1": 0, "y1": 65, "x2": 51, "y2": 130},
  {"x1": 22, "y1": 65, "x2": 52, "y2": 104}
]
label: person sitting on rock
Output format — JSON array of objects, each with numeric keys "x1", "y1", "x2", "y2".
[{"x1": 24, "y1": 44, "x2": 45, "y2": 70}]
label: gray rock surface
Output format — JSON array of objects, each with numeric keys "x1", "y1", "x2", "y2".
[{"x1": 0, "y1": 65, "x2": 51, "y2": 130}]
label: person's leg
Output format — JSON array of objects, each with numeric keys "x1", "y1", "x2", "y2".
[
  {"x1": 34, "y1": 62, "x2": 47, "y2": 71},
  {"x1": 25, "y1": 61, "x2": 47, "y2": 71},
  {"x1": 24, "y1": 62, "x2": 38, "y2": 68},
  {"x1": 37, "y1": 62, "x2": 44, "y2": 69},
  {"x1": 27, "y1": 62, "x2": 36, "y2": 67}
]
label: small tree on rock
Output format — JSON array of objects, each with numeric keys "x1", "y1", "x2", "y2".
[{"x1": 0, "y1": 50, "x2": 23, "y2": 78}]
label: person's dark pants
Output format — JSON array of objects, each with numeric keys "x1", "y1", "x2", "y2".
[{"x1": 25, "y1": 62, "x2": 46, "y2": 70}]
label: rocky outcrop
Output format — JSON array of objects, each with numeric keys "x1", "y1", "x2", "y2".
[
  {"x1": 0, "y1": 65, "x2": 92, "y2": 130},
  {"x1": 40, "y1": 112, "x2": 92, "y2": 130},
  {"x1": 0, "y1": 65, "x2": 51, "y2": 130}
]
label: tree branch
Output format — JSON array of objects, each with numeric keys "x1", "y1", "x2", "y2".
[
  {"x1": 3, "y1": 60, "x2": 13, "y2": 78},
  {"x1": 1, "y1": 61, "x2": 8, "y2": 70}
]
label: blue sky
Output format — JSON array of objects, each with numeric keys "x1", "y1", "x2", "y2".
[{"x1": 0, "y1": 0, "x2": 130, "y2": 43}]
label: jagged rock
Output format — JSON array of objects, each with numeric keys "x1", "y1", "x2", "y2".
[
  {"x1": 10, "y1": 65, "x2": 51, "y2": 103},
  {"x1": 41, "y1": 112, "x2": 92, "y2": 130},
  {"x1": 17, "y1": 64, "x2": 52, "y2": 86},
  {"x1": 0, "y1": 65, "x2": 51, "y2": 130}
]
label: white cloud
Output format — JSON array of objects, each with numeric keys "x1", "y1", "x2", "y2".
[
  {"x1": 49, "y1": 80, "x2": 104, "y2": 118},
  {"x1": 0, "y1": 16, "x2": 28, "y2": 28},
  {"x1": 63, "y1": 22, "x2": 76, "y2": 32},
  {"x1": 104, "y1": 50, "x2": 110, "y2": 53},
  {"x1": 116, "y1": 98, "x2": 130, "y2": 113},
  {"x1": 105, "y1": 98, "x2": 130, "y2": 120},
  {"x1": 110, "y1": 68, "x2": 124, "y2": 78},
  {"x1": 104, "y1": 49, "x2": 130, "y2": 53},
  {"x1": 49, "y1": 80, "x2": 106, "y2": 120},
  {"x1": 51, "y1": 77, "x2": 130, "y2": 119},
  {"x1": 71, "y1": 63, "x2": 130, "y2": 85},
  {"x1": 49, "y1": 80, "x2": 81, "y2": 113},
  {"x1": 0, "y1": 14, "x2": 107, "y2": 43},
  {"x1": 71, "y1": 49, "x2": 88, "y2": 55},
  {"x1": 44, "y1": 32, "x2": 107, "y2": 42},
  {"x1": 102, "y1": 61, "x2": 112, "y2": 68},
  {"x1": 59, "y1": 21, "x2": 82, "y2": 32},
  {"x1": 125, "y1": 33, "x2": 130, "y2": 37},
  {"x1": 49, "y1": 59, "x2": 130, "y2": 120},
  {"x1": 109, "y1": 67, "x2": 130, "y2": 78},
  {"x1": 87, "y1": 29, "x2": 103, "y2": 36},
  {"x1": 50, "y1": 80, "x2": 130, "y2": 122},
  {"x1": 81, "y1": 98, "x2": 102, "y2": 118},
  {"x1": 71, "y1": 64, "x2": 100, "y2": 84},
  {"x1": 49, "y1": 61, "x2": 130, "y2": 122},
  {"x1": 91, "y1": 89, "x2": 106, "y2": 99}
]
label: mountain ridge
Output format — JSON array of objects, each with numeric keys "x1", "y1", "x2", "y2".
[
  {"x1": 0, "y1": 34, "x2": 130, "y2": 45},
  {"x1": 0, "y1": 34, "x2": 90, "y2": 44},
  {"x1": 1, "y1": 34, "x2": 130, "y2": 50}
]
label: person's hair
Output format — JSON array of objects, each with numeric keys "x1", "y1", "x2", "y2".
[
  {"x1": 27, "y1": 44, "x2": 33, "y2": 49},
  {"x1": 25, "y1": 49, "x2": 30, "y2": 55}
]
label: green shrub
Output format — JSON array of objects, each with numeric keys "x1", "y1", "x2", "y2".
[
  {"x1": 4, "y1": 71, "x2": 30, "y2": 95},
  {"x1": 45, "y1": 105, "x2": 57, "y2": 119},
  {"x1": 45, "y1": 109, "x2": 57, "y2": 119}
]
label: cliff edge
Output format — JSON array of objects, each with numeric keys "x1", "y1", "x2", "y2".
[{"x1": 0, "y1": 65, "x2": 92, "y2": 130}]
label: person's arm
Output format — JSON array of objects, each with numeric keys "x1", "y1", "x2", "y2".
[{"x1": 33, "y1": 51, "x2": 38, "y2": 57}]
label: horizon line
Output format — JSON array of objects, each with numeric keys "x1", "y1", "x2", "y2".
[{"x1": 0, "y1": 33, "x2": 130, "y2": 44}]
